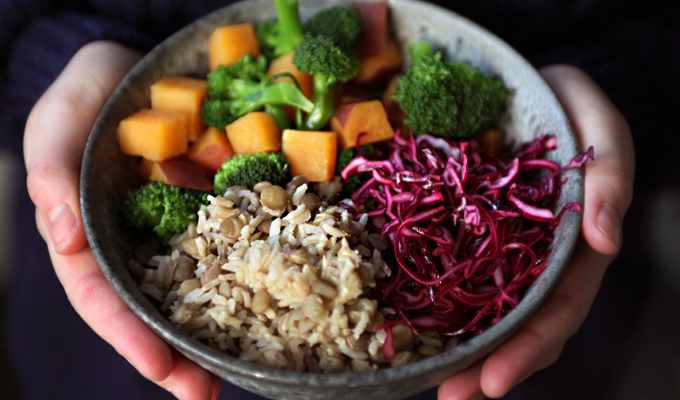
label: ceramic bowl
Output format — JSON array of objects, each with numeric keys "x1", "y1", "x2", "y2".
[{"x1": 80, "y1": 1, "x2": 583, "y2": 399}]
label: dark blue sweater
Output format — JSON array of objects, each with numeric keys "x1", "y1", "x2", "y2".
[{"x1": 1, "y1": 2, "x2": 678, "y2": 400}]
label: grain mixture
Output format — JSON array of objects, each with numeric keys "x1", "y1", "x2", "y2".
[{"x1": 132, "y1": 177, "x2": 450, "y2": 372}]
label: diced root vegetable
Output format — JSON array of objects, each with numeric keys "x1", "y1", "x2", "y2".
[
  {"x1": 335, "y1": 83, "x2": 376, "y2": 107},
  {"x1": 475, "y1": 129, "x2": 505, "y2": 157},
  {"x1": 268, "y1": 52, "x2": 314, "y2": 100},
  {"x1": 226, "y1": 111, "x2": 281, "y2": 154},
  {"x1": 381, "y1": 73, "x2": 407, "y2": 132},
  {"x1": 352, "y1": 1, "x2": 389, "y2": 59},
  {"x1": 354, "y1": 40, "x2": 403, "y2": 85},
  {"x1": 140, "y1": 158, "x2": 213, "y2": 192},
  {"x1": 187, "y1": 127, "x2": 235, "y2": 173},
  {"x1": 330, "y1": 100, "x2": 395, "y2": 148},
  {"x1": 150, "y1": 76, "x2": 208, "y2": 142},
  {"x1": 118, "y1": 108, "x2": 188, "y2": 161},
  {"x1": 267, "y1": 52, "x2": 314, "y2": 120},
  {"x1": 208, "y1": 23, "x2": 260, "y2": 70},
  {"x1": 282, "y1": 129, "x2": 337, "y2": 182}
]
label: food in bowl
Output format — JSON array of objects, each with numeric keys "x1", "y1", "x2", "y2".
[{"x1": 114, "y1": 0, "x2": 591, "y2": 373}]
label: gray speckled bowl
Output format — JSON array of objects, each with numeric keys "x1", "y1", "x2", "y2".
[{"x1": 80, "y1": 1, "x2": 583, "y2": 399}]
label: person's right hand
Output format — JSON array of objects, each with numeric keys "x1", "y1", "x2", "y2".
[{"x1": 24, "y1": 41, "x2": 222, "y2": 400}]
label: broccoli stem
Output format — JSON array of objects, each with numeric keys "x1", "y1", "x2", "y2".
[
  {"x1": 274, "y1": 0, "x2": 304, "y2": 53},
  {"x1": 302, "y1": 74, "x2": 335, "y2": 130},
  {"x1": 265, "y1": 104, "x2": 290, "y2": 130},
  {"x1": 258, "y1": 80, "x2": 314, "y2": 111},
  {"x1": 232, "y1": 80, "x2": 314, "y2": 117}
]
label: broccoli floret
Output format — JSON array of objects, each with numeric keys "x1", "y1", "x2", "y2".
[
  {"x1": 207, "y1": 54, "x2": 268, "y2": 98},
  {"x1": 302, "y1": 6, "x2": 363, "y2": 47},
  {"x1": 392, "y1": 41, "x2": 507, "y2": 138},
  {"x1": 336, "y1": 145, "x2": 375, "y2": 195},
  {"x1": 121, "y1": 181, "x2": 208, "y2": 243},
  {"x1": 213, "y1": 152, "x2": 291, "y2": 194},
  {"x1": 200, "y1": 53, "x2": 314, "y2": 130},
  {"x1": 293, "y1": 35, "x2": 360, "y2": 130},
  {"x1": 256, "y1": 0, "x2": 304, "y2": 60}
]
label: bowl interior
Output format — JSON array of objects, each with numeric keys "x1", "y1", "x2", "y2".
[{"x1": 81, "y1": 1, "x2": 583, "y2": 399}]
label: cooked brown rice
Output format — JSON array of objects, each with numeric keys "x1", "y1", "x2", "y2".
[{"x1": 133, "y1": 177, "x2": 453, "y2": 372}]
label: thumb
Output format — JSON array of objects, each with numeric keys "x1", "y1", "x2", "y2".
[
  {"x1": 540, "y1": 65, "x2": 635, "y2": 255},
  {"x1": 24, "y1": 41, "x2": 141, "y2": 254}
]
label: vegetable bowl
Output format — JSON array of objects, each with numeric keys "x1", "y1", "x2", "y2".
[{"x1": 80, "y1": 0, "x2": 585, "y2": 399}]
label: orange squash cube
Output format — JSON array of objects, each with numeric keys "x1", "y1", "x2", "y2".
[
  {"x1": 150, "y1": 76, "x2": 208, "y2": 142},
  {"x1": 188, "y1": 127, "x2": 235, "y2": 173},
  {"x1": 208, "y1": 23, "x2": 260, "y2": 70},
  {"x1": 267, "y1": 52, "x2": 314, "y2": 100},
  {"x1": 118, "y1": 108, "x2": 188, "y2": 161},
  {"x1": 355, "y1": 40, "x2": 403, "y2": 85},
  {"x1": 267, "y1": 52, "x2": 315, "y2": 120},
  {"x1": 330, "y1": 100, "x2": 395, "y2": 148},
  {"x1": 226, "y1": 111, "x2": 281, "y2": 154},
  {"x1": 282, "y1": 129, "x2": 337, "y2": 182}
]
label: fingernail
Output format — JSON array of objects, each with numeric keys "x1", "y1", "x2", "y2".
[
  {"x1": 48, "y1": 203, "x2": 76, "y2": 248},
  {"x1": 597, "y1": 203, "x2": 621, "y2": 248}
]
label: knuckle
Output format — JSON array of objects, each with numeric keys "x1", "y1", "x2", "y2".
[
  {"x1": 26, "y1": 163, "x2": 59, "y2": 207},
  {"x1": 587, "y1": 163, "x2": 634, "y2": 211}
]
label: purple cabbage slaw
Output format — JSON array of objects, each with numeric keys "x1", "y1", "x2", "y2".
[{"x1": 341, "y1": 133, "x2": 593, "y2": 361}]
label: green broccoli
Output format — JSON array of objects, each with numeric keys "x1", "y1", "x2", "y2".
[
  {"x1": 200, "y1": 53, "x2": 313, "y2": 130},
  {"x1": 293, "y1": 35, "x2": 360, "y2": 130},
  {"x1": 256, "y1": 0, "x2": 304, "y2": 60},
  {"x1": 213, "y1": 152, "x2": 291, "y2": 194},
  {"x1": 336, "y1": 144, "x2": 375, "y2": 195},
  {"x1": 121, "y1": 181, "x2": 209, "y2": 243},
  {"x1": 302, "y1": 6, "x2": 363, "y2": 47},
  {"x1": 392, "y1": 40, "x2": 508, "y2": 139}
]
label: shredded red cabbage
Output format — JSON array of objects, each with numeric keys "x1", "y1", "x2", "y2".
[{"x1": 341, "y1": 133, "x2": 593, "y2": 360}]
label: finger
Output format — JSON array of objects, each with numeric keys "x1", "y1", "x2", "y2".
[
  {"x1": 35, "y1": 212, "x2": 173, "y2": 381},
  {"x1": 38, "y1": 213, "x2": 218, "y2": 400},
  {"x1": 211, "y1": 376, "x2": 223, "y2": 400},
  {"x1": 157, "y1": 351, "x2": 217, "y2": 400},
  {"x1": 540, "y1": 64, "x2": 635, "y2": 255},
  {"x1": 478, "y1": 243, "x2": 613, "y2": 397},
  {"x1": 437, "y1": 363, "x2": 484, "y2": 400},
  {"x1": 25, "y1": 41, "x2": 142, "y2": 255}
]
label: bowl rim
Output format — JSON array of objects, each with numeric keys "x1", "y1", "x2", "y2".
[{"x1": 81, "y1": 0, "x2": 583, "y2": 390}]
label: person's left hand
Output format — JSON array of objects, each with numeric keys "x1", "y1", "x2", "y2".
[
  {"x1": 437, "y1": 64, "x2": 634, "y2": 400},
  {"x1": 24, "y1": 40, "x2": 223, "y2": 400}
]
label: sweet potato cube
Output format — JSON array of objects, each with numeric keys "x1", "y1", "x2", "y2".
[
  {"x1": 382, "y1": 73, "x2": 407, "y2": 131},
  {"x1": 150, "y1": 76, "x2": 208, "y2": 142},
  {"x1": 187, "y1": 127, "x2": 235, "y2": 173},
  {"x1": 353, "y1": 1, "x2": 389, "y2": 59},
  {"x1": 330, "y1": 100, "x2": 395, "y2": 148},
  {"x1": 475, "y1": 128, "x2": 505, "y2": 158},
  {"x1": 268, "y1": 52, "x2": 314, "y2": 100},
  {"x1": 282, "y1": 129, "x2": 337, "y2": 182},
  {"x1": 355, "y1": 40, "x2": 403, "y2": 85},
  {"x1": 268, "y1": 52, "x2": 314, "y2": 120},
  {"x1": 209, "y1": 23, "x2": 260, "y2": 70},
  {"x1": 335, "y1": 83, "x2": 376, "y2": 107},
  {"x1": 118, "y1": 108, "x2": 188, "y2": 161},
  {"x1": 226, "y1": 111, "x2": 281, "y2": 154},
  {"x1": 140, "y1": 158, "x2": 213, "y2": 192}
]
